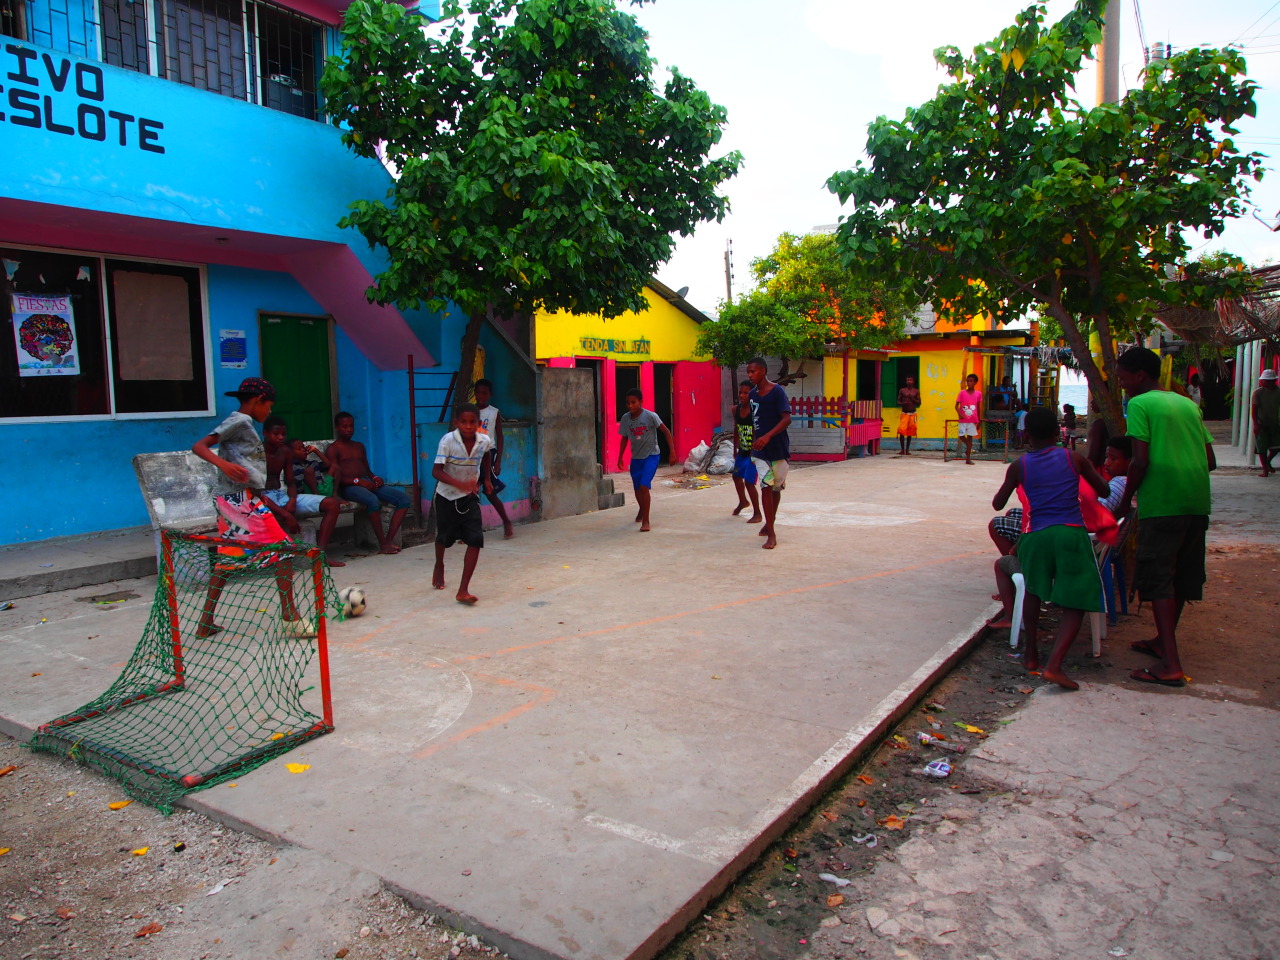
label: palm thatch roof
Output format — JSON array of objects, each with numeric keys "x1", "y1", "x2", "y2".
[{"x1": 1155, "y1": 264, "x2": 1280, "y2": 348}]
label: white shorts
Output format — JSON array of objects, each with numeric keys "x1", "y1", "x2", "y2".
[
  {"x1": 263, "y1": 488, "x2": 327, "y2": 516},
  {"x1": 751, "y1": 457, "x2": 789, "y2": 489},
  {"x1": 957, "y1": 423, "x2": 979, "y2": 437}
]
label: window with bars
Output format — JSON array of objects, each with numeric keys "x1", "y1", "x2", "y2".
[{"x1": 11, "y1": 0, "x2": 325, "y2": 119}]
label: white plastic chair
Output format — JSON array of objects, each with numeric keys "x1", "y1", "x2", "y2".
[{"x1": 1008, "y1": 568, "x2": 1107, "y2": 657}]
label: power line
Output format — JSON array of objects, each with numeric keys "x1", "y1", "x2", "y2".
[
  {"x1": 1233, "y1": 1, "x2": 1280, "y2": 44},
  {"x1": 1131, "y1": 0, "x2": 1149, "y2": 58}
]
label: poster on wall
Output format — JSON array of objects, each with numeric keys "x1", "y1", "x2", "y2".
[
  {"x1": 11, "y1": 293, "x2": 80, "y2": 377},
  {"x1": 219, "y1": 329, "x2": 247, "y2": 369}
]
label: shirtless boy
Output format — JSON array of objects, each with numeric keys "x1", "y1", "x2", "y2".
[{"x1": 327, "y1": 411, "x2": 409, "y2": 555}]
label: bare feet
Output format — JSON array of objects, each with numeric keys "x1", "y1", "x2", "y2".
[
  {"x1": 758, "y1": 526, "x2": 769, "y2": 536},
  {"x1": 195, "y1": 623, "x2": 222, "y2": 639},
  {"x1": 762, "y1": 533, "x2": 777, "y2": 550},
  {"x1": 456, "y1": 593, "x2": 478, "y2": 605},
  {"x1": 327, "y1": 558, "x2": 347, "y2": 567},
  {"x1": 639, "y1": 522, "x2": 651, "y2": 532},
  {"x1": 635, "y1": 512, "x2": 643, "y2": 523},
  {"x1": 746, "y1": 513, "x2": 763, "y2": 524},
  {"x1": 379, "y1": 543, "x2": 401, "y2": 555},
  {"x1": 965, "y1": 459, "x2": 975, "y2": 465},
  {"x1": 985, "y1": 616, "x2": 1013, "y2": 629},
  {"x1": 432, "y1": 564, "x2": 445, "y2": 590},
  {"x1": 1041, "y1": 667, "x2": 1079, "y2": 691},
  {"x1": 732, "y1": 502, "x2": 749, "y2": 516},
  {"x1": 503, "y1": 523, "x2": 515, "y2": 539}
]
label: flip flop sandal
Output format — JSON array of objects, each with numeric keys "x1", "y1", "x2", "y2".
[
  {"x1": 1130, "y1": 667, "x2": 1186, "y2": 687},
  {"x1": 1129, "y1": 639, "x2": 1160, "y2": 657}
]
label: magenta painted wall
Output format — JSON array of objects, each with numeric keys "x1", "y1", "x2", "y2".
[
  {"x1": 674, "y1": 361, "x2": 723, "y2": 460},
  {"x1": 547, "y1": 356, "x2": 721, "y2": 469}
]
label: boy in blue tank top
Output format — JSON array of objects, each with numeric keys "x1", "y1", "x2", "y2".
[{"x1": 992, "y1": 407, "x2": 1110, "y2": 690}]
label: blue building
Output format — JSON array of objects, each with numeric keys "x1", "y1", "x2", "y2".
[{"x1": 0, "y1": 0, "x2": 540, "y2": 545}]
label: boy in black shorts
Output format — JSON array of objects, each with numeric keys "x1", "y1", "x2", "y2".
[
  {"x1": 731, "y1": 380, "x2": 762, "y2": 523},
  {"x1": 431, "y1": 404, "x2": 494, "y2": 604}
]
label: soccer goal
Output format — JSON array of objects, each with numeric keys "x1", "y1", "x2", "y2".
[
  {"x1": 29, "y1": 531, "x2": 338, "y2": 813},
  {"x1": 942, "y1": 418, "x2": 1014, "y2": 463}
]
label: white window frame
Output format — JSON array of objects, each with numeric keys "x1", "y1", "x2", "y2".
[{"x1": 1, "y1": 241, "x2": 214, "y2": 424}]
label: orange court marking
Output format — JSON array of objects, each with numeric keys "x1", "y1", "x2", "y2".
[
  {"x1": 450, "y1": 549, "x2": 988, "y2": 665},
  {"x1": 412, "y1": 672, "x2": 557, "y2": 759}
]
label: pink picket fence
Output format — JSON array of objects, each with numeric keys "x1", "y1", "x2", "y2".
[{"x1": 789, "y1": 396, "x2": 882, "y2": 460}]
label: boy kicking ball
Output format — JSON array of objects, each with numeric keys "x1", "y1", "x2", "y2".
[{"x1": 431, "y1": 404, "x2": 494, "y2": 604}]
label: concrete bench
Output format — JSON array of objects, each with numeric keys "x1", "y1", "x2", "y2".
[{"x1": 132, "y1": 443, "x2": 402, "y2": 551}]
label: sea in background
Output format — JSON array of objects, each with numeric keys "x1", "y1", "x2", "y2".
[{"x1": 1057, "y1": 370, "x2": 1089, "y2": 414}]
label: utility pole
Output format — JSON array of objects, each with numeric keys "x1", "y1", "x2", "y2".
[
  {"x1": 1096, "y1": 0, "x2": 1120, "y2": 105},
  {"x1": 724, "y1": 238, "x2": 734, "y2": 303}
]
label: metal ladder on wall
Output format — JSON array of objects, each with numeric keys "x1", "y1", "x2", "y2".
[{"x1": 407, "y1": 355, "x2": 459, "y2": 528}]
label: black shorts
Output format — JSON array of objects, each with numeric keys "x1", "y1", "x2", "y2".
[
  {"x1": 1134, "y1": 515, "x2": 1209, "y2": 602},
  {"x1": 434, "y1": 493, "x2": 484, "y2": 549}
]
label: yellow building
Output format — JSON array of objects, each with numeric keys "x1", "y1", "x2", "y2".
[{"x1": 535, "y1": 280, "x2": 720, "y2": 465}]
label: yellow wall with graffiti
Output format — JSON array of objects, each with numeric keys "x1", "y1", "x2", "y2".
[
  {"x1": 878, "y1": 340, "x2": 1018, "y2": 440},
  {"x1": 536, "y1": 287, "x2": 706, "y2": 361}
]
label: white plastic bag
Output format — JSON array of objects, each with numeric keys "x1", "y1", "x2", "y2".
[
  {"x1": 706, "y1": 436, "x2": 735, "y2": 474},
  {"x1": 683, "y1": 441, "x2": 709, "y2": 473}
]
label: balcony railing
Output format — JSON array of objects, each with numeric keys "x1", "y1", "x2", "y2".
[{"x1": 1, "y1": 0, "x2": 328, "y2": 120}]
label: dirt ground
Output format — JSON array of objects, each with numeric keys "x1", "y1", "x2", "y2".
[{"x1": 2, "y1": 468, "x2": 1275, "y2": 960}]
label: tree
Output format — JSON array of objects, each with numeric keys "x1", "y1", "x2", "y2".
[
  {"x1": 826, "y1": 0, "x2": 1264, "y2": 431},
  {"x1": 694, "y1": 232, "x2": 911, "y2": 378},
  {"x1": 320, "y1": 0, "x2": 741, "y2": 399}
]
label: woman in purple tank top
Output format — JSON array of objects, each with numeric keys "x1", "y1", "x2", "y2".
[{"x1": 992, "y1": 408, "x2": 1110, "y2": 691}]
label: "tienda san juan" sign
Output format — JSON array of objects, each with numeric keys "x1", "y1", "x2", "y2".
[{"x1": 579, "y1": 336, "x2": 651, "y2": 355}]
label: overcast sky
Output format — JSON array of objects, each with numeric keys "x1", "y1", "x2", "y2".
[{"x1": 630, "y1": 0, "x2": 1280, "y2": 316}]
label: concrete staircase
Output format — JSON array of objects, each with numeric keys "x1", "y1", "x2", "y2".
[{"x1": 597, "y1": 464, "x2": 625, "y2": 510}]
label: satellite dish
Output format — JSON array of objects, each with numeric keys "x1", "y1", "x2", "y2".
[{"x1": 675, "y1": 286, "x2": 689, "y2": 299}]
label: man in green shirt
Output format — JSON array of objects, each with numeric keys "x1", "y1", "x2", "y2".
[{"x1": 1115, "y1": 347, "x2": 1216, "y2": 688}]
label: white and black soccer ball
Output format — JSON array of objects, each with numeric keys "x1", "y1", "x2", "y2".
[{"x1": 337, "y1": 586, "x2": 368, "y2": 618}]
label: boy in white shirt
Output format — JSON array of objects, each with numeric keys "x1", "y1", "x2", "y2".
[{"x1": 431, "y1": 404, "x2": 494, "y2": 605}]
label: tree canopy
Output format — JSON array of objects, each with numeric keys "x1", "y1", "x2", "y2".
[
  {"x1": 321, "y1": 0, "x2": 741, "y2": 391},
  {"x1": 694, "y1": 232, "x2": 912, "y2": 373},
  {"x1": 826, "y1": 0, "x2": 1264, "y2": 429}
]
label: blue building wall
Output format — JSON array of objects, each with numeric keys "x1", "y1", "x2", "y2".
[
  {"x1": 0, "y1": 264, "x2": 393, "y2": 543},
  {"x1": 0, "y1": 29, "x2": 468, "y2": 545}
]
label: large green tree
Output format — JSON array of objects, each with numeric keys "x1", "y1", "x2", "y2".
[
  {"x1": 826, "y1": 0, "x2": 1263, "y2": 431},
  {"x1": 694, "y1": 232, "x2": 911, "y2": 376},
  {"x1": 321, "y1": 0, "x2": 741, "y2": 396}
]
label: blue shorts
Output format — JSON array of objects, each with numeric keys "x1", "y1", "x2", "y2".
[
  {"x1": 733, "y1": 452, "x2": 758, "y2": 483},
  {"x1": 262, "y1": 488, "x2": 327, "y2": 516},
  {"x1": 628, "y1": 453, "x2": 661, "y2": 489},
  {"x1": 342, "y1": 482, "x2": 411, "y2": 513}
]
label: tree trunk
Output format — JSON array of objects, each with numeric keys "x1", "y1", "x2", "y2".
[
  {"x1": 454, "y1": 310, "x2": 486, "y2": 417},
  {"x1": 1044, "y1": 301, "x2": 1125, "y2": 436}
]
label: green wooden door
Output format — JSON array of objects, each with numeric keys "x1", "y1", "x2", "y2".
[{"x1": 259, "y1": 314, "x2": 334, "y2": 440}]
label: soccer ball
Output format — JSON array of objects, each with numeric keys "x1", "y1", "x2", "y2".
[{"x1": 337, "y1": 586, "x2": 367, "y2": 618}]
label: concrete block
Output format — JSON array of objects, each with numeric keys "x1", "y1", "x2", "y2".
[{"x1": 598, "y1": 492, "x2": 625, "y2": 510}]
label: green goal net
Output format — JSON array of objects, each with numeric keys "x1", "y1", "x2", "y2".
[{"x1": 29, "y1": 531, "x2": 340, "y2": 814}]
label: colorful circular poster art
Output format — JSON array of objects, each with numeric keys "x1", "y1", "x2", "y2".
[{"x1": 19, "y1": 313, "x2": 75, "y2": 363}]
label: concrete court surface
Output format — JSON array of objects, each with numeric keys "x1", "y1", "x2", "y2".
[{"x1": 0, "y1": 454, "x2": 1003, "y2": 960}]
